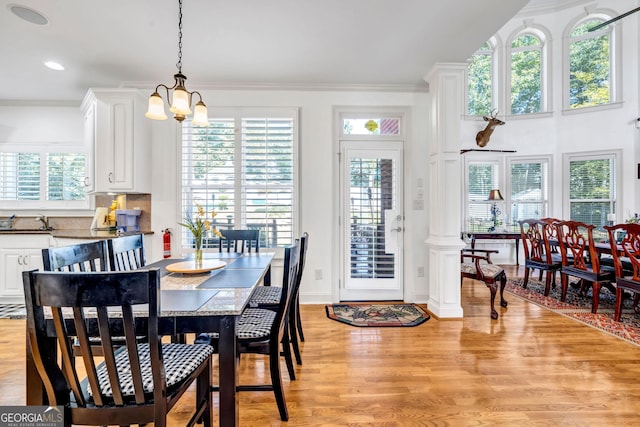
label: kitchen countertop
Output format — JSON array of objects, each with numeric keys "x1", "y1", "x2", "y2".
[{"x1": 0, "y1": 229, "x2": 154, "y2": 239}]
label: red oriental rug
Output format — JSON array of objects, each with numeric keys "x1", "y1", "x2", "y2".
[{"x1": 506, "y1": 277, "x2": 640, "y2": 346}]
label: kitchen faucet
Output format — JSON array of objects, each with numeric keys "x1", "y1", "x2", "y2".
[{"x1": 35, "y1": 214, "x2": 50, "y2": 230}]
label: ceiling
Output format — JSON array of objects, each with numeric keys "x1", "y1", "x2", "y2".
[{"x1": 0, "y1": 0, "x2": 584, "y2": 104}]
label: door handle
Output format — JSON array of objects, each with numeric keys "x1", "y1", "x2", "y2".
[{"x1": 390, "y1": 226, "x2": 403, "y2": 232}]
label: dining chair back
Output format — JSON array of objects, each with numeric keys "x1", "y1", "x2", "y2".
[
  {"x1": 107, "y1": 234, "x2": 146, "y2": 271},
  {"x1": 201, "y1": 241, "x2": 300, "y2": 421},
  {"x1": 22, "y1": 268, "x2": 213, "y2": 427},
  {"x1": 519, "y1": 218, "x2": 561, "y2": 296},
  {"x1": 555, "y1": 220, "x2": 615, "y2": 313},
  {"x1": 218, "y1": 229, "x2": 260, "y2": 253},
  {"x1": 247, "y1": 232, "x2": 308, "y2": 366},
  {"x1": 42, "y1": 240, "x2": 108, "y2": 272},
  {"x1": 605, "y1": 223, "x2": 640, "y2": 321}
]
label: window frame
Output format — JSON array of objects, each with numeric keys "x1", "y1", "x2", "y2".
[
  {"x1": 562, "y1": 10, "x2": 622, "y2": 114},
  {"x1": 506, "y1": 155, "x2": 551, "y2": 223},
  {"x1": 463, "y1": 155, "x2": 551, "y2": 232},
  {"x1": 0, "y1": 145, "x2": 89, "y2": 210},
  {"x1": 563, "y1": 150, "x2": 620, "y2": 228},
  {"x1": 506, "y1": 26, "x2": 550, "y2": 117},
  {"x1": 179, "y1": 107, "x2": 299, "y2": 254},
  {"x1": 465, "y1": 37, "x2": 500, "y2": 118}
]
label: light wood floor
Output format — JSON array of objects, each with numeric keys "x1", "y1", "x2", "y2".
[{"x1": 3, "y1": 265, "x2": 640, "y2": 426}]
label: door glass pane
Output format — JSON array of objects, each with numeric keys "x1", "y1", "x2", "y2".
[{"x1": 349, "y1": 157, "x2": 395, "y2": 279}]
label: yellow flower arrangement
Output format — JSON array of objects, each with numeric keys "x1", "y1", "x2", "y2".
[{"x1": 180, "y1": 204, "x2": 223, "y2": 262}]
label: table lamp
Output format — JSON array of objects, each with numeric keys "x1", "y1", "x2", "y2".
[{"x1": 487, "y1": 189, "x2": 504, "y2": 232}]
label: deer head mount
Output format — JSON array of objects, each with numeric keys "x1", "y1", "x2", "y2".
[{"x1": 475, "y1": 110, "x2": 505, "y2": 147}]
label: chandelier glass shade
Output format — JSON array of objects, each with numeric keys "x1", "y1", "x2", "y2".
[{"x1": 145, "y1": 0, "x2": 208, "y2": 126}]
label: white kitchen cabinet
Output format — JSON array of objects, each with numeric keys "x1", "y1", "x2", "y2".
[
  {"x1": 81, "y1": 89, "x2": 151, "y2": 194},
  {"x1": 0, "y1": 235, "x2": 52, "y2": 304}
]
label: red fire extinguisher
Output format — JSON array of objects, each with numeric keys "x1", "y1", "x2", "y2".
[{"x1": 163, "y1": 228, "x2": 172, "y2": 258}]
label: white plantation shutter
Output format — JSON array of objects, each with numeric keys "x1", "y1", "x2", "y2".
[
  {"x1": 46, "y1": 153, "x2": 86, "y2": 201},
  {"x1": 182, "y1": 109, "x2": 297, "y2": 250},
  {"x1": 567, "y1": 153, "x2": 617, "y2": 227},
  {"x1": 0, "y1": 152, "x2": 40, "y2": 200},
  {"x1": 0, "y1": 151, "x2": 87, "y2": 208}
]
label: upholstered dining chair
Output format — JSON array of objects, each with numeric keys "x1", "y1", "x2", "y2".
[
  {"x1": 460, "y1": 248, "x2": 508, "y2": 319},
  {"x1": 605, "y1": 223, "x2": 640, "y2": 321},
  {"x1": 248, "y1": 232, "x2": 309, "y2": 365},
  {"x1": 199, "y1": 241, "x2": 300, "y2": 421},
  {"x1": 519, "y1": 219, "x2": 562, "y2": 296},
  {"x1": 107, "y1": 234, "x2": 145, "y2": 271},
  {"x1": 218, "y1": 229, "x2": 260, "y2": 253},
  {"x1": 22, "y1": 268, "x2": 214, "y2": 427},
  {"x1": 555, "y1": 220, "x2": 616, "y2": 313}
]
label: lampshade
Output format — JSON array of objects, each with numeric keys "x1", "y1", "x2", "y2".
[
  {"x1": 191, "y1": 101, "x2": 209, "y2": 127},
  {"x1": 169, "y1": 86, "x2": 192, "y2": 115},
  {"x1": 487, "y1": 189, "x2": 504, "y2": 201},
  {"x1": 145, "y1": 92, "x2": 168, "y2": 120}
]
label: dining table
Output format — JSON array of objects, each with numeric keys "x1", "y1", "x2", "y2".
[{"x1": 25, "y1": 251, "x2": 274, "y2": 427}]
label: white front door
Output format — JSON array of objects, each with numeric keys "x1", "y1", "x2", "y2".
[{"x1": 339, "y1": 140, "x2": 404, "y2": 301}]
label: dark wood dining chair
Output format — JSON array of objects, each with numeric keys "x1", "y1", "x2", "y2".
[
  {"x1": 200, "y1": 241, "x2": 300, "y2": 421},
  {"x1": 107, "y1": 234, "x2": 145, "y2": 271},
  {"x1": 519, "y1": 219, "x2": 562, "y2": 296},
  {"x1": 460, "y1": 248, "x2": 508, "y2": 319},
  {"x1": 248, "y1": 232, "x2": 309, "y2": 365},
  {"x1": 555, "y1": 220, "x2": 616, "y2": 313},
  {"x1": 42, "y1": 240, "x2": 109, "y2": 272},
  {"x1": 218, "y1": 229, "x2": 260, "y2": 253},
  {"x1": 605, "y1": 223, "x2": 640, "y2": 321},
  {"x1": 22, "y1": 268, "x2": 214, "y2": 427}
]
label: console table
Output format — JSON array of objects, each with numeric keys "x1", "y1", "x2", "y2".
[{"x1": 464, "y1": 232, "x2": 521, "y2": 265}]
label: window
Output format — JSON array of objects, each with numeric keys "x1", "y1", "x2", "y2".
[
  {"x1": 565, "y1": 152, "x2": 618, "y2": 228},
  {"x1": 568, "y1": 18, "x2": 612, "y2": 109},
  {"x1": 463, "y1": 156, "x2": 550, "y2": 231},
  {"x1": 510, "y1": 33, "x2": 543, "y2": 114},
  {"x1": 467, "y1": 41, "x2": 495, "y2": 116},
  {"x1": 0, "y1": 151, "x2": 86, "y2": 208},
  {"x1": 181, "y1": 108, "x2": 298, "y2": 251},
  {"x1": 465, "y1": 161, "x2": 499, "y2": 231},
  {"x1": 509, "y1": 158, "x2": 549, "y2": 222}
]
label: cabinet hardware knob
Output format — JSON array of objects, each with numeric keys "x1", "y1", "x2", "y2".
[
  {"x1": 108, "y1": 172, "x2": 113, "y2": 183},
  {"x1": 84, "y1": 176, "x2": 89, "y2": 187}
]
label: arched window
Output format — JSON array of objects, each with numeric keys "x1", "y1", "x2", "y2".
[
  {"x1": 510, "y1": 32, "x2": 543, "y2": 114},
  {"x1": 567, "y1": 18, "x2": 614, "y2": 109},
  {"x1": 467, "y1": 41, "x2": 496, "y2": 116}
]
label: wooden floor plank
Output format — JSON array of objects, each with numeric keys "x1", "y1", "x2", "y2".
[{"x1": 2, "y1": 265, "x2": 640, "y2": 425}]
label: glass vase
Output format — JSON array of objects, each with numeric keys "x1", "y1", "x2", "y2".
[{"x1": 194, "y1": 236, "x2": 203, "y2": 266}]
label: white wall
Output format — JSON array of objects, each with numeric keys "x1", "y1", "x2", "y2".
[{"x1": 147, "y1": 89, "x2": 430, "y2": 304}]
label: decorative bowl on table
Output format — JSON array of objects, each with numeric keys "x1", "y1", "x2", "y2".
[{"x1": 165, "y1": 259, "x2": 226, "y2": 274}]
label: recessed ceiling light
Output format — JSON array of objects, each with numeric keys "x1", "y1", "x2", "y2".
[
  {"x1": 44, "y1": 60, "x2": 64, "y2": 71},
  {"x1": 9, "y1": 4, "x2": 48, "y2": 25}
]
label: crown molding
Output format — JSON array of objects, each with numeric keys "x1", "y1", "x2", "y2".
[{"x1": 121, "y1": 81, "x2": 429, "y2": 93}]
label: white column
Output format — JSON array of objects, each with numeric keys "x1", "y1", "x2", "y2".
[{"x1": 423, "y1": 63, "x2": 467, "y2": 318}]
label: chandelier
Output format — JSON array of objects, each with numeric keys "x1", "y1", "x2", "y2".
[{"x1": 145, "y1": 0, "x2": 208, "y2": 125}]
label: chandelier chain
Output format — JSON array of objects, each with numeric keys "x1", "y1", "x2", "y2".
[{"x1": 176, "y1": 0, "x2": 183, "y2": 73}]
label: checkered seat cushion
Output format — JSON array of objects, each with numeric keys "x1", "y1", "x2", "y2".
[
  {"x1": 461, "y1": 262, "x2": 504, "y2": 279},
  {"x1": 88, "y1": 343, "x2": 214, "y2": 397},
  {"x1": 203, "y1": 308, "x2": 275, "y2": 342},
  {"x1": 249, "y1": 286, "x2": 282, "y2": 307}
]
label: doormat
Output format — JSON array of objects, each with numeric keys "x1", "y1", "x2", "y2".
[
  {"x1": 325, "y1": 303, "x2": 430, "y2": 327},
  {"x1": 506, "y1": 278, "x2": 640, "y2": 346}
]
